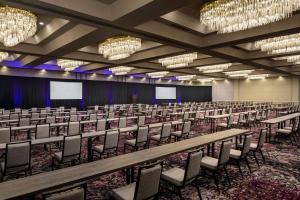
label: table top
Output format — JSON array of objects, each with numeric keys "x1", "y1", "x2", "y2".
[
  {"x1": 261, "y1": 113, "x2": 300, "y2": 124},
  {"x1": 0, "y1": 128, "x2": 249, "y2": 200}
]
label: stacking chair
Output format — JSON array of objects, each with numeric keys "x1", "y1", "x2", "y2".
[
  {"x1": 19, "y1": 118, "x2": 30, "y2": 127},
  {"x1": 137, "y1": 115, "x2": 145, "y2": 126},
  {"x1": 237, "y1": 128, "x2": 267, "y2": 167},
  {"x1": 31, "y1": 108, "x2": 37, "y2": 112},
  {"x1": 118, "y1": 117, "x2": 127, "y2": 128},
  {"x1": 157, "y1": 109, "x2": 168, "y2": 122},
  {"x1": 161, "y1": 150, "x2": 203, "y2": 200},
  {"x1": 96, "y1": 119, "x2": 107, "y2": 132},
  {"x1": 46, "y1": 116, "x2": 56, "y2": 124},
  {"x1": 42, "y1": 182, "x2": 87, "y2": 200},
  {"x1": 31, "y1": 112, "x2": 40, "y2": 119},
  {"x1": 171, "y1": 121, "x2": 191, "y2": 141},
  {"x1": 0, "y1": 128, "x2": 11, "y2": 158},
  {"x1": 108, "y1": 112, "x2": 115, "y2": 119},
  {"x1": 150, "y1": 123, "x2": 172, "y2": 144},
  {"x1": 92, "y1": 130, "x2": 120, "y2": 160},
  {"x1": 1, "y1": 141, "x2": 31, "y2": 181},
  {"x1": 10, "y1": 113, "x2": 19, "y2": 120},
  {"x1": 110, "y1": 162, "x2": 162, "y2": 200},
  {"x1": 89, "y1": 113, "x2": 97, "y2": 121},
  {"x1": 275, "y1": 120, "x2": 296, "y2": 145},
  {"x1": 247, "y1": 112, "x2": 256, "y2": 127},
  {"x1": 216, "y1": 114, "x2": 234, "y2": 131},
  {"x1": 67, "y1": 122, "x2": 80, "y2": 136},
  {"x1": 237, "y1": 113, "x2": 247, "y2": 127},
  {"x1": 229, "y1": 134, "x2": 252, "y2": 179},
  {"x1": 200, "y1": 140, "x2": 232, "y2": 192},
  {"x1": 124, "y1": 126, "x2": 149, "y2": 152},
  {"x1": 52, "y1": 135, "x2": 82, "y2": 170},
  {"x1": 181, "y1": 112, "x2": 189, "y2": 122}
]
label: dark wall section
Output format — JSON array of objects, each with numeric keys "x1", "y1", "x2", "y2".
[{"x1": 0, "y1": 76, "x2": 212, "y2": 109}]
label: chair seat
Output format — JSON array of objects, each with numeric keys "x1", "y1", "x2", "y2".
[
  {"x1": 276, "y1": 129, "x2": 291, "y2": 134},
  {"x1": 229, "y1": 149, "x2": 242, "y2": 159},
  {"x1": 161, "y1": 167, "x2": 185, "y2": 187},
  {"x1": 92, "y1": 145, "x2": 104, "y2": 153},
  {"x1": 217, "y1": 123, "x2": 227, "y2": 127},
  {"x1": 200, "y1": 156, "x2": 218, "y2": 170},
  {"x1": 54, "y1": 152, "x2": 62, "y2": 161},
  {"x1": 284, "y1": 126, "x2": 293, "y2": 130},
  {"x1": 111, "y1": 182, "x2": 136, "y2": 200},
  {"x1": 150, "y1": 134, "x2": 161, "y2": 141},
  {"x1": 45, "y1": 187, "x2": 85, "y2": 200},
  {"x1": 171, "y1": 131, "x2": 182, "y2": 137},
  {"x1": 237, "y1": 143, "x2": 257, "y2": 151},
  {"x1": 232, "y1": 122, "x2": 238, "y2": 125}
]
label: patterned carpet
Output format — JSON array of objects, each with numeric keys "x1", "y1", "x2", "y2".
[{"x1": 3, "y1": 114, "x2": 300, "y2": 200}]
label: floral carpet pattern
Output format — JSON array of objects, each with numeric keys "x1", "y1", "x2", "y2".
[{"x1": 3, "y1": 114, "x2": 300, "y2": 200}]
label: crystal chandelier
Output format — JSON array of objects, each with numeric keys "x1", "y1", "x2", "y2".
[
  {"x1": 98, "y1": 36, "x2": 141, "y2": 60},
  {"x1": 255, "y1": 33, "x2": 300, "y2": 54},
  {"x1": 109, "y1": 66, "x2": 134, "y2": 76},
  {"x1": 198, "y1": 78, "x2": 214, "y2": 83},
  {"x1": 57, "y1": 59, "x2": 85, "y2": 71},
  {"x1": 0, "y1": 51, "x2": 9, "y2": 62},
  {"x1": 197, "y1": 63, "x2": 232, "y2": 73},
  {"x1": 0, "y1": 6, "x2": 37, "y2": 47},
  {"x1": 176, "y1": 75, "x2": 195, "y2": 81},
  {"x1": 274, "y1": 55, "x2": 300, "y2": 64},
  {"x1": 247, "y1": 74, "x2": 269, "y2": 79},
  {"x1": 158, "y1": 53, "x2": 197, "y2": 69},
  {"x1": 200, "y1": 0, "x2": 300, "y2": 34},
  {"x1": 147, "y1": 71, "x2": 169, "y2": 78},
  {"x1": 224, "y1": 70, "x2": 254, "y2": 77}
]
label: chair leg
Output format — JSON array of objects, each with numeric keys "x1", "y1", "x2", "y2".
[
  {"x1": 244, "y1": 156, "x2": 252, "y2": 173},
  {"x1": 237, "y1": 160, "x2": 244, "y2": 179},
  {"x1": 259, "y1": 149, "x2": 266, "y2": 163},
  {"x1": 194, "y1": 184, "x2": 202, "y2": 200},
  {"x1": 223, "y1": 165, "x2": 231, "y2": 187},
  {"x1": 252, "y1": 151, "x2": 260, "y2": 167},
  {"x1": 212, "y1": 171, "x2": 220, "y2": 193},
  {"x1": 177, "y1": 188, "x2": 183, "y2": 200}
]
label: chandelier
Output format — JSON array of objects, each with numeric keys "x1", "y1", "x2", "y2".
[
  {"x1": 147, "y1": 71, "x2": 169, "y2": 78},
  {"x1": 255, "y1": 33, "x2": 300, "y2": 54},
  {"x1": 274, "y1": 55, "x2": 300, "y2": 64},
  {"x1": 198, "y1": 78, "x2": 214, "y2": 83},
  {"x1": 158, "y1": 53, "x2": 197, "y2": 69},
  {"x1": 57, "y1": 59, "x2": 86, "y2": 71},
  {"x1": 0, "y1": 6, "x2": 37, "y2": 47},
  {"x1": 224, "y1": 70, "x2": 254, "y2": 77},
  {"x1": 200, "y1": 0, "x2": 300, "y2": 34},
  {"x1": 0, "y1": 51, "x2": 8, "y2": 62},
  {"x1": 98, "y1": 36, "x2": 141, "y2": 60},
  {"x1": 247, "y1": 74, "x2": 269, "y2": 79},
  {"x1": 197, "y1": 63, "x2": 232, "y2": 73},
  {"x1": 109, "y1": 66, "x2": 134, "y2": 75},
  {"x1": 176, "y1": 75, "x2": 195, "y2": 81}
]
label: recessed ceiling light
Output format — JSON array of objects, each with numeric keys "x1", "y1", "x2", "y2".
[{"x1": 39, "y1": 21, "x2": 45, "y2": 26}]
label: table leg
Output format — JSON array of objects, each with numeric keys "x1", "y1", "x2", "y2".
[{"x1": 87, "y1": 137, "x2": 93, "y2": 162}]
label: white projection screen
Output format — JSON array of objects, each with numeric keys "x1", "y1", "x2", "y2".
[
  {"x1": 50, "y1": 81, "x2": 82, "y2": 100},
  {"x1": 155, "y1": 87, "x2": 176, "y2": 99}
]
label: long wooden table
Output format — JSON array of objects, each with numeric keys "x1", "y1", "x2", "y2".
[
  {"x1": 261, "y1": 112, "x2": 300, "y2": 142},
  {"x1": 0, "y1": 128, "x2": 249, "y2": 200}
]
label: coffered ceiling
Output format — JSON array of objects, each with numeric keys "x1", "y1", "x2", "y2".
[{"x1": 1, "y1": 0, "x2": 300, "y2": 80}]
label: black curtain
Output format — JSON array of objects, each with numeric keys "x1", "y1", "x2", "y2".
[{"x1": 0, "y1": 75, "x2": 212, "y2": 109}]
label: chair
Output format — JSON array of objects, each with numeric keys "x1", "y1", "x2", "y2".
[
  {"x1": 33, "y1": 124, "x2": 50, "y2": 139},
  {"x1": 10, "y1": 113, "x2": 19, "y2": 120},
  {"x1": 31, "y1": 112, "x2": 40, "y2": 119},
  {"x1": 92, "y1": 130, "x2": 120, "y2": 160},
  {"x1": 150, "y1": 123, "x2": 172, "y2": 144},
  {"x1": 89, "y1": 113, "x2": 97, "y2": 120},
  {"x1": 108, "y1": 112, "x2": 115, "y2": 119},
  {"x1": 67, "y1": 122, "x2": 80, "y2": 136},
  {"x1": 110, "y1": 162, "x2": 162, "y2": 200},
  {"x1": 275, "y1": 120, "x2": 296, "y2": 145},
  {"x1": 161, "y1": 150, "x2": 203, "y2": 200},
  {"x1": 31, "y1": 108, "x2": 37, "y2": 112},
  {"x1": 52, "y1": 135, "x2": 82, "y2": 170},
  {"x1": 216, "y1": 114, "x2": 234, "y2": 131},
  {"x1": 229, "y1": 134, "x2": 252, "y2": 179},
  {"x1": 200, "y1": 140, "x2": 232, "y2": 192},
  {"x1": 118, "y1": 117, "x2": 127, "y2": 128},
  {"x1": 46, "y1": 116, "x2": 56, "y2": 124},
  {"x1": 124, "y1": 126, "x2": 149, "y2": 152},
  {"x1": 157, "y1": 109, "x2": 168, "y2": 122},
  {"x1": 0, "y1": 128, "x2": 10, "y2": 144},
  {"x1": 171, "y1": 121, "x2": 191, "y2": 141},
  {"x1": 0, "y1": 141, "x2": 31, "y2": 181},
  {"x1": 69, "y1": 115, "x2": 79, "y2": 122},
  {"x1": 137, "y1": 115, "x2": 145, "y2": 126},
  {"x1": 19, "y1": 118, "x2": 30, "y2": 127},
  {"x1": 237, "y1": 128, "x2": 267, "y2": 167},
  {"x1": 42, "y1": 182, "x2": 87, "y2": 200}
]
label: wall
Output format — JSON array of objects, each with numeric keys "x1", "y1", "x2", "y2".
[{"x1": 212, "y1": 80, "x2": 234, "y2": 101}]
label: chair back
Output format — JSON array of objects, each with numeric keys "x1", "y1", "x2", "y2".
[
  {"x1": 134, "y1": 162, "x2": 162, "y2": 200},
  {"x1": 31, "y1": 108, "x2": 37, "y2": 112},
  {"x1": 184, "y1": 150, "x2": 202, "y2": 184},
  {"x1": 19, "y1": 118, "x2": 30, "y2": 126},
  {"x1": 10, "y1": 113, "x2": 19, "y2": 120},
  {"x1": 257, "y1": 128, "x2": 267, "y2": 149},
  {"x1": 42, "y1": 183, "x2": 87, "y2": 200},
  {"x1": 183, "y1": 112, "x2": 189, "y2": 120},
  {"x1": 151, "y1": 109, "x2": 157, "y2": 117},
  {"x1": 205, "y1": 110, "x2": 210, "y2": 117},
  {"x1": 46, "y1": 116, "x2": 56, "y2": 124},
  {"x1": 195, "y1": 111, "x2": 202, "y2": 119},
  {"x1": 70, "y1": 111, "x2": 77, "y2": 116},
  {"x1": 69, "y1": 115, "x2": 78, "y2": 122},
  {"x1": 36, "y1": 124, "x2": 50, "y2": 139},
  {"x1": 5, "y1": 141, "x2": 31, "y2": 171},
  {"x1": 214, "y1": 109, "x2": 218, "y2": 116},
  {"x1": 161, "y1": 123, "x2": 171, "y2": 138},
  {"x1": 138, "y1": 116, "x2": 145, "y2": 126},
  {"x1": 118, "y1": 117, "x2": 127, "y2": 128},
  {"x1": 241, "y1": 134, "x2": 252, "y2": 155},
  {"x1": 62, "y1": 135, "x2": 81, "y2": 159},
  {"x1": 162, "y1": 109, "x2": 168, "y2": 117},
  {"x1": 221, "y1": 109, "x2": 226, "y2": 115},
  {"x1": 68, "y1": 122, "x2": 80, "y2": 135},
  {"x1": 108, "y1": 112, "x2": 114, "y2": 119},
  {"x1": 0, "y1": 128, "x2": 10, "y2": 143},
  {"x1": 31, "y1": 113, "x2": 40, "y2": 118},
  {"x1": 104, "y1": 130, "x2": 119, "y2": 150},
  {"x1": 96, "y1": 119, "x2": 106, "y2": 131},
  {"x1": 22, "y1": 110, "x2": 29, "y2": 115},
  {"x1": 182, "y1": 121, "x2": 191, "y2": 134},
  {"x1": 40, "y1": 109, "x2": 47, "y2": 115},
  {"x1": 136, "y1": 126, "x2": 148, "y2": 143},
  {"x1": 228, "y1": 114, "x2": 234, "y2": 126},
  {"x1": 89, "y1": 113, "x2": 97, "y2": 120},
  {"x1": 218, "y1": 140, "x2": 232, "y2": 166},
  {"x1": 14, "y1": 108, "x2": 21, "y2": 113}
]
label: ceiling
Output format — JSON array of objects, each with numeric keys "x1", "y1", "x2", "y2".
[{"x1": 1, "y1": 0, "x2": 300, "y2": 81}]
